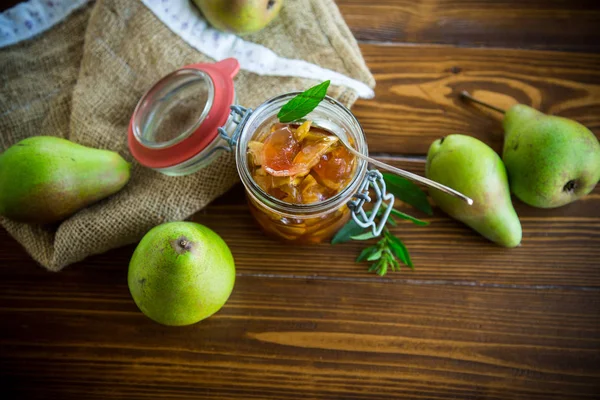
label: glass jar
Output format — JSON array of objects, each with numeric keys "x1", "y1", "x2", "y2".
[
  {"x1": 129, "y1": 58, "x2": 394, "y2": 243},
  {"x1": 235, "y1": 93, "x2": 368, "y2": 243}
]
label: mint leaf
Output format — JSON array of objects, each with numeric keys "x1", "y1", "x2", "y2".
[
  {"x1": 389, "y1": 209, "x2": 429, "y2": 226},
  {"x1": 331, "y1": 217, "x2": 366, "y2": 244},
  {"x1": 377, "y1": 259, "x2": 389, "y2": 276},
  {"x1": 390, "y1": 257, "x2": 400, "y2": 272},
  {"x1": 382, "y1": 173, "x2": 433, "y2": 215},
  {"x1": 367, "y1": 248, "x2": 383, "y2": 261},
  {"x1": 278, "y1": 81, "x2": 330, "y2": 123},
  {"x1": 351, "y1": 231, "x2": 377, "y2": 241},
  {"x1": 356, "y1": 246, "x2": 378, "y2": 262},
  {"x1": 368, "y1": 262, "x2": 380, "y2": 273},
  {"x1": 384, "y1": 231, "x2": 414, "y2": 269}
]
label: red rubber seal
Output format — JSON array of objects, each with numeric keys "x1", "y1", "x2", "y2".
[{"x1": 128, "y1": 58, "x2": 240, "y2": 169}]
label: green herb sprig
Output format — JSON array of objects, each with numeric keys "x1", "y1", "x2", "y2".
[
  {"x1": 278, "y1": 80, "x2": 330, "y2": 123},
  {"x1": 332, "y1": 173, "x2": 432, "y2": 276}
]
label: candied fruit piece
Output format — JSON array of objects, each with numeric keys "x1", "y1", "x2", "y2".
[
  {"x1": 285, "y1": 136, "x2": 338, "y2": 177},
  {"x1": 268, "y1": 187, "x2": 288, "y2": 200},
  {"x1": 270, "y1": 176, "x2": 290, "y2": 188},
  {"x1": 265, "y1": 134, "x2": 338, "y2": 178},
  {"x1": 270, "y1": 122, "x2": 286, "y2": 133},
  {"x1": 274, "y1": 223, "x2": 307, "y2": 238},
  {"x1": 291, "y1": 174, "x2": 305, "y2": 185},
  {"x1": 255, "y1": 167, "x2": 267, "y2": 176},
  {"x1": 304, "y1": 215, "x2": 326, "y2": 227},
  {"x1": 313, "y1": 145, "x2": 355, "y2": 190},
  {"x1": 279, "y1": 183, "x2": 300, "y2": 203},
  {"x1": 253, "y1": 174, "x2": 271, "y2": 192},
  {"x1": 302, "y1": 130, "x2": 329, "y2": 142},
  {"x1": 310, "y1": 213, "x2": 350, "y2": 240},
  {"x1": 293, "y1": 120, "x2": 312, "y2": 142},
  {"x1": 299, "y1": 174, "x2": 329, "y2": 204},
  {"x1": 305, "y1": 213, "x2": 340, "y2": 234},
  {"x1": 269, "y1": 174, "x2": 304, "y2": 189},
  {"x1": 262, "y1": 125, "x2": 301, "y2": 176},
  {"x1": 248, "y1": 141, "x2": 264, "y2": 166}
]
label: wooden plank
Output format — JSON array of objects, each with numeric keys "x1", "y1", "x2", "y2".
[
  {"x1": 354, "y1": 43, "x2": 600, "y2": 155},
  {"x1": 1, "y1": 159, "x2": 598, "y2": 286},
  {"x1": 1, "y1": 275, "x2": 599, "y2": 399},
  {"x1": 338, "y1": 0, "x2": 600, "y2": 52}
]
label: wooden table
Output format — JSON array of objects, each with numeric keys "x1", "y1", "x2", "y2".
[{"x1": 2, "y1": 1, "x2": 600, "y2": 399}]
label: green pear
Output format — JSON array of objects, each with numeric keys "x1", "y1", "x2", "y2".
[
  {"x1": 460, "y1": 92, "x2": 600, "y2": 208},
  {"x1": 0, "y1": 136, "x2": 131, "y2": 224},
  {"x1": 128, "y1": 222, "x2": 235, "y2": 326},
  {"x1": 193, "y1": 0, "x2": 283, "y2": 34},
  {"x1": 502, "y1": 104, "x2": 600, "y2": 208},
  {"x1": 426, "y1": 134, "x2": 522, "y2": 248}
]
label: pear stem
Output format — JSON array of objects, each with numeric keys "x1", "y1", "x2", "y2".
[{"x1": 460, "y1": 91, "x2": 506, "y2": 114}]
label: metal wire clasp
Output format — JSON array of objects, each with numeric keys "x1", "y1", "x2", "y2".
[
  {"x1": 347, "y1": 170, "x2": 395, "y2": 237},
  {"x1": 218, "y1": 105, "x2": 253, "y2": 150}
]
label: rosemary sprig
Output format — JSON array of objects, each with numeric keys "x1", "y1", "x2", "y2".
[{"x1": 331, "y1": 174, "x2": 432, "y2": 276}]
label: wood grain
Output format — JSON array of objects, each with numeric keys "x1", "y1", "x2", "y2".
[
  {"x1": 338, "y1": 0, "x2": 600, "y2": 52},
  {"x1": 354, "y1": 44, "x2": 600, "y2": 155},
  {"x1": 1, "y1": 273, "x2": 599, "y2": 400}
]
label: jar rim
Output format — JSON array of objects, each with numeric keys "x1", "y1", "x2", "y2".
[
  {"x1": 128, "y1": 59, "x2": 239, "y2": 170},
  {"x1": 236, "y1": 92, "x2": 368, "y2": 218},
  {"x1": 132, "y1": 68, "x2": 214, "y2": 149}
]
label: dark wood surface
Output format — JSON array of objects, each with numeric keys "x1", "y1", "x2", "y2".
[
  {"x1": 337, "y1": 0, "x2": 600, "y2": 52},
  {"x1": 355, "y1": 44, "x2": 600, "y2": 155},
  {"x1": 2, "y1": 1, "x2": 600, "y2": 399}
]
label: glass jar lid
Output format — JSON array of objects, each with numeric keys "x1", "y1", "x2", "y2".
[{"x1": 128, "y1": 58, "x2": 239, "y2": 169}]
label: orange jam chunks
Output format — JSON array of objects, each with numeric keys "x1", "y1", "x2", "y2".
[
  {"x1": 299, "y1": 174, "x2": 328, "y2": 204},
  {"x1": 245, "y1": 120, "x2": 358, "y2": 243},
  {"x1": 312, "y1": 145, "x2": 355, "y2": 191},
  {"x1": 287, "y1": 135, "x2": 338, "y2": 177},
  {"x1": 261, "y1": 125, "x2": 301, "y2": 176},
  {"x1": 247, "y1": 121, "x2": 357, "y2": 205}
]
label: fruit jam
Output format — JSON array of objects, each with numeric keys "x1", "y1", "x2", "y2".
[{"x1": 246, "y1": 120, "x2": 358, "y2": 243}]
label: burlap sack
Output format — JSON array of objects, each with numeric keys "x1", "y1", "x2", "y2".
[{"x1": 0, "y1": 0, "x2": 375, "y2": 271}]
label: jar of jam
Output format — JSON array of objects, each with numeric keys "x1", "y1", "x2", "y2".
[
  {"x1": 129, "y1": 59, "x2": 398, "y2": 243},
  {"x1": 236, "y1": 93, "x2": 373, "y2": 243}
]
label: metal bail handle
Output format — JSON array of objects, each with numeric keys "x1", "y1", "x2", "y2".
[
  {"x1": 218, "y1": 105, "x2": 254, "y2": 150},
  {"x1": 347, "y1": 170, "x2": 395, "y2": 237}
]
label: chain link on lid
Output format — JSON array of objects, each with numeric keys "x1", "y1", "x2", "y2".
[{"x1": 128, "y1": 58, "x2": 240, "y2": 169}]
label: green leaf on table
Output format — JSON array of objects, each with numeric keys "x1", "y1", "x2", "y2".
[
  {"x1": 351, "y1": 231, "x2": 377, "y2": 241},
  {"x1": 390, "y1": 209, "x2": 429, "y2": 226},
  {"x1": 367, "y1": 248, "x2": 383, "y2": 261},
  {"x1": 385, "y1": 214, "x2": 398, "y2": 226},
  {"x1": 384, "y1": 231, "x2": 414, "y2": 269},
  {"x1": 356, "y1": 246, "x2": 378, "y2": 262},
  {"x1": 376, "y1": 204, "x2": 398, "y2": 227},
  {"x1": 390, "y1": 257, "x2": 400, "y2": 272},
  {"x1": 382, "y1": 173, "x2": 433, "y2": 215},
  {"x1": 377, "y1": 259, "x2": 389, "y2": 276},
  {"x1": 368, "y1": 262, "x2": 380, "y2": 272},
  {"x1": 277, "y1": 80, "x2": 330, "y2": 123},
  {"x1": 331, "y1": 217, "x2": 365, "y2": 244}
]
